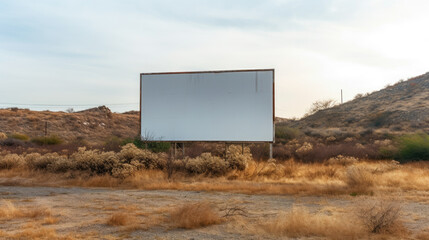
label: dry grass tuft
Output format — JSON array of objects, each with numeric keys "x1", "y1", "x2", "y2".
[
  {"x1": 43, "y1": 216, "x2": 60, "y2": 225},
  {"x1": 345, "y1": 165, "x2": 374, "y2": 194},
  {"x1": 169, "y1": 201, "x2": 222, "y2": 229},
  {"x1": 357, "y1": 200, "x2": 406, "y2": 234},
  {"x1": 416, "y1": 228, "x2": 429, "y2": 240},
  {"x1": 107, "y1": 212, "x2": 130, "y2": 226},
  {"x1": 0, "y1": 224, "x2": 74, "y2": 240},
  {"x1": 262, "y1": 206, "x2": 363, "y2": 239},
  {"x1": 0, "y1": 200, "x2": 52, "y2": 219}
]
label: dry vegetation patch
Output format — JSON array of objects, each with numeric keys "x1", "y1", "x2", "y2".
[
  {"x1": 0, "y1": 200, "x2": 52, "y2": 220},
  {"x1": 168, "y1": 201, "x2": 223, "y2": 229},
  {"x1": 357, "y1": 200, "x2": 406, "y2": 235},
  {"x1": 107, "y1": 212, "x2": 131, "y2": 226},
  {"x1": 261, "y1": 206, "x2": 363, "y2": 239},
  {"x1": 345, "y1": 165, "x2": 375, "y2": 194}
]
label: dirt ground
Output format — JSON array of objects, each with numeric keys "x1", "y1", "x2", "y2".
[{"x1": 1, "y1": 183, "x2": 429, "y2": 239}]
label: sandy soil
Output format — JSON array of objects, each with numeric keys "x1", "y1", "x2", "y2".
[{"x1": 1, "y1": 184, "x2": 429, "y2": 239}]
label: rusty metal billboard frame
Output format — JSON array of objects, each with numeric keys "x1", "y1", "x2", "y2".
[{"x1": 139, "y1": 68, "x2": 275, "y2": 143}]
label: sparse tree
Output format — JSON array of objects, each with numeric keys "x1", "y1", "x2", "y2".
[
  {"x1": 304, "y1": 99, "x2": 337, "y2": 117},
  {"x1": 354, "y1": 93, "x2": 364, "y2": 99}
]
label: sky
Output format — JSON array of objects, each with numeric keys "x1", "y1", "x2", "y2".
[{"x1": 1, "y1": 0, "x2": 428, "y2": 118}]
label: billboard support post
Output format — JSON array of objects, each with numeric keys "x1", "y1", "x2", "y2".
[
  {"x1": 182, "y1": 143, "x2": 185, "y2": 157},
  {"x1": 269, "y1": 143, "x2": 273, "y2": 159}
]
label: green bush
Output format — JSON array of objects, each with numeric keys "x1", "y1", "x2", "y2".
[
  {"x1": 396, "y1": 133, "x2": 429, "y2": 162},
  {"x1": 275, "y1": 126, "x2": 301, "y2": 141},
  {"x1": 31, "y1": 135, "x2": 63, "y2": 145},
  {"x1": 123, "y1": 137, "x2": 171, "y2": 153},
  {"x1": 9, "y1": 133, "x2": 29, "y2": 141}
]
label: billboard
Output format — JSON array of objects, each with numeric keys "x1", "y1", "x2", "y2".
[{"x1": 140, "y1": 69, "x2": 274, "y2": 142}]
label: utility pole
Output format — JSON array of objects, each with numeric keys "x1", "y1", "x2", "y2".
[{"x1": 341, "y1": 89, "x2": 343, "y2": 104}]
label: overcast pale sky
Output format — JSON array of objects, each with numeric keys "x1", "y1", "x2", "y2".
[{"x1": 1, "y1": 0, "x2": 428, "y2": 117}]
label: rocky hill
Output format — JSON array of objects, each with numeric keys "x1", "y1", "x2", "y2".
[
  {"x1": 284, "y1": 72, "x2": 429, "y2": 134},
  {"x1": 1, "y1": 72, "x2": 428, "y2": 145},
  {"x1": 0, "y1": 106, "x2": 139, "y2": 144}
]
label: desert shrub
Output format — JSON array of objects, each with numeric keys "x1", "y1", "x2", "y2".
[
  {"x1": 184, "y1": 143, "x2": 206, "y2": 158},
  {"x1": 24, "y1": 153, "x2": 42, "y2": 168},
  {"x1": 9, "y1": 133, "x2": 29, "y2": 141},
  {"x1": 118, "y1": 143, "x2": 140, "y2": 162},
  {"x1": 0, "y1": 154, "x2": 25, "y2": 169},
  {"x1": 345, "y1": 165, "x2": 374, "y2": 194},
  {"x1": 26, "y1": 153, "x2": 66, "y2": 170},
  {"x1": 31, "y1": 135, "x2": 63, "y2": 145},
  {"x1": 379, "y1": 145, "x2": 398, "y2": 159},
  {"x1": 118, "y1": 143, "x2": 166, "y2": 170},
  {"x1": 112, "y1": 163, "x2": 136, "y2": 178},
  {"x1": 296, "y1": 142, "x2": 313, "y2": 154},
  {"x1": 296, "y1": 142, "x2": 380, "y2": 163},
  {"x1": 327, "y1": 155, "x2": 358, "y2": 166},
  {"x1": 275, "y1": 126, "x2": 301, "y2": 141},
  {"x1": 131, "y1": 138, "x2": 171, "y2": 153},
  {"x1": 0, "y1": 132, "x2": 7, "y2": 140},
  {"x1": 250, "y1": 143, "x2": 270, "y2": 160},
  {"x1": 103, "y1": 136, "x2": 123, "y2": 152},
  {"x1": 304, "y1": 99, "x2": 337, "y2": 117},
  {"x1": 396, "y1": 133, "x2": 429, "y2": 162},
  {"x1": 184, "y1": 153, "x2": 229, "y2": 176},
  {"x1": 47, "y1": 157, "x2": 75, "y2": 173},
  {"x1": 273, "y1": 144, "x2": 293, "y2": 160},
  {"x1": 226, "y1": 145, "x2": 251, "y2": 170},
  {"x1": 369, "y1": 111, "x2": 393, "y2": 127},
  {"x1": 0, "y1": 138, "x2": 27, "y2": 147},
  {"x1": 326, "y1": 136, "x2": 336, "y2": 142},
  {"x1": 354, "y1": 93, "x2": 364, "y2": 99},
  {"x1": 72, "y1": 147, "x2": 119, "y2": 174},
  {"x1": 169, "y1": 202, "x2": 222, "y2": 229},
  {"x1": 294, "y1": 142, "x2": 314, "y2": 161},
  {"x1": 357, "y1": 200, "x2": 402, "y2": 234}
]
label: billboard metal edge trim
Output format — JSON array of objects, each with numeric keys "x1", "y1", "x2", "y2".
[{"x1": 139, "y1": 68, "x2": 275, "y2": 143}]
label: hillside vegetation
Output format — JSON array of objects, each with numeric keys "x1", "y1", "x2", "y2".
[
  {"x1": 0, "y1": 106, "x2": 139, "y2": 144},
  {"x1": 284, "y1": 72, "x2": 429, "y2": 134}
]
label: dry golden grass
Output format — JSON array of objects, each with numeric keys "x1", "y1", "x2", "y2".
[
  {"x1": 345, "y1": 165, "x2": 374, "y2": 194},
  {"x1": 261, "y1": 206, "x2": 364, "y2": 239},
  {"x1": 168, "y1": 201, "x2": 222, "y2": 229},
  {"x1": 2, "y1": 158, "x2": 429, "y2": 198},
  {"x1": 416, "y1": 228, "x2": 429, "y2": 240},
  {"x1": 0, "y1": 223, "x2": 74, "y2": 240},
  {"x1": 107, "y1": 212, "x2": 130, "y2": 226},
  {"x1": 44, "y1": 216, "x2": 60, "y2": 225},
  {"x1": 0, "y1": 200, "x2": 52, "y2": 219}
]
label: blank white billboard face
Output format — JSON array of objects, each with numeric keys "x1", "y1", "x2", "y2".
[{"x1": 140, "y1": 69, "x2": 274, "y2": 142}]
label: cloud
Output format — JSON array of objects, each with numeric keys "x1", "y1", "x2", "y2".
[{"x1": 0, "y1": 0, "x2": 428, "y2": 116}]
